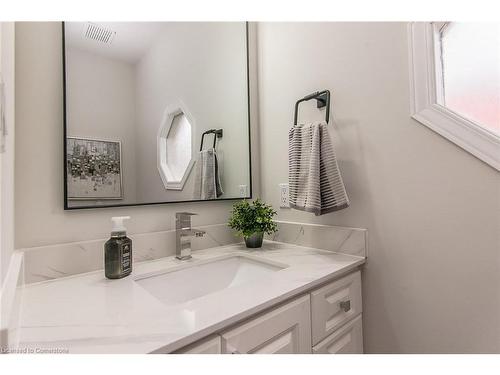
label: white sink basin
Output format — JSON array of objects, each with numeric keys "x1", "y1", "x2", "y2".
[{"x1": 134, "y1": 254, "x2": 287, "y2": 305}]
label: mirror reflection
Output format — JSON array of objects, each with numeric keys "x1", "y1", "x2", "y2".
[{"x1": 63, "y1": 22, "x2": 251, "y2": 209}]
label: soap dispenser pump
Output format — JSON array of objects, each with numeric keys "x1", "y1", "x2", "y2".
[{"x1": 105, "y1": 216, "x2": 132, "y2": 279}]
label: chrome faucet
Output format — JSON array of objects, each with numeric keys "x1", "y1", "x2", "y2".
[{"x1": 175, "y1": 212, "x2": 206, "y2": 260}]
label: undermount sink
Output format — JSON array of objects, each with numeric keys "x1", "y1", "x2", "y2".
[{"x1": 134, "y1": 254, "x2": 287, "y2": 305}]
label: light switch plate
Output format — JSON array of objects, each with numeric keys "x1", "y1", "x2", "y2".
[
  {"x1": 239, "y1": 184, "x2": 248, "y2": 197},
  {"x1": 279, "y1": 183, "x2": 289, "y2": 208}
]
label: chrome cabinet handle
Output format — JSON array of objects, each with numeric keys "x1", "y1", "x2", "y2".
[
  {"x1": 226, "y1": 345, "x2": 241, "y2": 354},
  {"x1": 339, "y1": 300, "x2": 351, "y2": 312}
]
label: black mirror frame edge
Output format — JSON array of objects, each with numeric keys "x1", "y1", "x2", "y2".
[{"x1": 62, "y1": 21, "x2": 253, "y2": 210}]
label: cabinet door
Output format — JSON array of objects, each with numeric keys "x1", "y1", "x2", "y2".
[
  {"x1": 174, "y1": 335, "x2": 221, "y2": 354},
  {"x1": 312, "y1": 314, "x2": 363, "y2": 354},
  {"x1": 221, "y1": 295, "x2": 311, "y2": 354},
  {"x1": 311, "y1": 271, "x2": 362, "y2": 344}
]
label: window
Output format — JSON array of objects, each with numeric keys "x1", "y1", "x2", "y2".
[
  {"x1": 166, "y1": 113, "x2": 192, "y2": 183},
  {"x1": 408, "y1": 22, "x2": 500, "y2": 170},
  {"x1": 157, "y1": 102, "x2": 195, "y2": 190},
  {"x1": 437, "y1": 22, "x2": 500, "y2": 135}
]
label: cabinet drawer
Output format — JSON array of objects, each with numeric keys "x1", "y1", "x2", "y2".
[
  {"x1": 174, "y1": 335, "x2": 221, "y2": 354},
  {"x1": 312, "y1": 314, "x2": 363, "y2": 354},
  {"x1": 221, "y1": 295, "x2": 312, "y2": 354},
  {"x1": 311, "y1": 271, "x2": 362, "y2": 344}
]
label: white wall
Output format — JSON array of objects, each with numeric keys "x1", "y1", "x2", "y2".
[
  {"x1": 0, "y1": 22, "x2": 15, "y2": 285},
  {"x1": 14, "y1": 22, "x2": 258, "y2": 249},
  {"x1": 257, "y1": 22, "x2": 500, "y2": 353},
  {"x1": 135, "y1": 22, "x2": 250, "y2": 202},
  {"x1": 65, "y1": 47, "x2": 137, "y2": 206}
]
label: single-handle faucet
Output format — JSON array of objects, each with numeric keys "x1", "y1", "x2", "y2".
[{"x1": 175, "y1": 212, "x2": 206, "y2": 260}]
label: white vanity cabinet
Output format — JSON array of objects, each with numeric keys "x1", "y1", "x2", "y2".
[
  {"x1": 174, "y1": 270, "x2": 363, "y2": 354},
  {"x1": 220, "y1": 295, "x2": 311, "y2": 354},
  {"x1": 312, "y1": 315, "x2": 363, "y2": 354},
  {"x1": 310, "y1": 271, "x2": 362, "y2": 345},
  {"x1": 174, "y1": 335, "x2": 222, "y2": 354}
]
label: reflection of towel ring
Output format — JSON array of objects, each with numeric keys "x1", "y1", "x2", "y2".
[{"x1": 200, "y1": 129, "x2": 223, "y2": 151}]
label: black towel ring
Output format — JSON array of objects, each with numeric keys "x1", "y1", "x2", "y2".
[
  {"x1": 294, "y1": 90, "x2": 331, "y2": 125},
  {"x1": 200, "y1": 129, "x2": 223, "y2": 151}
]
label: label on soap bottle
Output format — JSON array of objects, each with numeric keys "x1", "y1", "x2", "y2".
[{"x1": 121, "y1": 243, "x2": 131, "y2": 273}]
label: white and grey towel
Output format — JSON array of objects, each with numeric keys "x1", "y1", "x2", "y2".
[
  {"x1": 288, "y1": 121, "x2": 349, "y2": 216},
  {"x1": 193, "y1": 149, "x2": 223, "y2": 200}
]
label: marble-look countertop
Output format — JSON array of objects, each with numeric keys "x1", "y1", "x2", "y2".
[{"x1": 17, "y1": 241, "x2": 365, "y2": 354}]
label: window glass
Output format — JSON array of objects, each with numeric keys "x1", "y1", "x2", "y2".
[
  {"x1": 165, "y1": 113, "x2": 192, "y2": 183},
  {"x1": 439, "y1": 22, "x2": 500, "y2": 135}
]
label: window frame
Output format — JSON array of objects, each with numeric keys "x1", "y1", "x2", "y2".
[
  {"x1": 157, "y1": 101, "x2": 196, "y2": 191},
  {"x1": 408, "y1": 22, "x2": 500, "y2": 171}
]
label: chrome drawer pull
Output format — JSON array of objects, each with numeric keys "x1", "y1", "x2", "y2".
[
  {"x1": 227, "y1": 345, "x2": 241, "y2": 354},
  {"x1": 339, "y1": 300, "x2": 351, "y2": 312}
]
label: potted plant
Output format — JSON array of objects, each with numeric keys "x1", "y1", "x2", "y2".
[{"x1": 228, "y1": 199, "x2": 278, "y2": 248}]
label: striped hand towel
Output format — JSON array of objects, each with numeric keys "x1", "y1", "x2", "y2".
[
  {"x1": 288, "y1": 121, "x2": 349, "y2": 216},
  {"x1": 193, "y1": 149, "x2": 224, "y2": 200}
]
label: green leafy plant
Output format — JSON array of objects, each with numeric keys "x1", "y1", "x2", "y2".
[{"x1": 228, "y1": 199, "x2": 278, "y2": 238}]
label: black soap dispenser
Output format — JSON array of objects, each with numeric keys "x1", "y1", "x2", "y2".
[{"x1": 105, "y1": 216, "x2": 132, "y2": 279}]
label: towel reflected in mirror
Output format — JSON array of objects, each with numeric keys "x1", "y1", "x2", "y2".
[{"x1": 193, "y1": 149, "x2": 224, "y2": 200}]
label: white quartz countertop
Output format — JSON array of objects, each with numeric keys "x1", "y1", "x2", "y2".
[{"x1": 17, "y1": 241, "x2": 365, "y2": 354}]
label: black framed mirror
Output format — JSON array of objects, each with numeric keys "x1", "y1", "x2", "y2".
[{"x1": 63, "y1": 22, "x2": 252, "y2": 210}]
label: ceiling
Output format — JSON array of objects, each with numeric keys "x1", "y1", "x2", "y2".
[{"x1": 65, "y1": 22, "x2": 169, "y2": 64}]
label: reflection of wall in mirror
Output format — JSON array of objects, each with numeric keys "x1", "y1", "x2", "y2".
[
  {"x1": 134, "y1": 22, "x2": 250, "y2": 202},
  {"x1": 66, "y1": 46, "x2": 137, "y2": 207}
]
